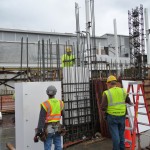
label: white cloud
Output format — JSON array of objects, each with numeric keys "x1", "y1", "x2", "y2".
[{"x1": 0, "y1": 0, "x2": 149, "y2": 36}]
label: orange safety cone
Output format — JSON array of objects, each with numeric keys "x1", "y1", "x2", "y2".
[{"x1": 124, "y1": 118, "x2": 132, "y2": 148}]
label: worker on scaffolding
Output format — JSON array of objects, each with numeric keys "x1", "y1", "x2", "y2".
[
  {"x1": 61, "y1": 47, "x2": 75, "y2": 68},
  {"x1": 101, "y1": 75, "x2": 132, "y2": 150},
  {"x1": 34, "y1": 85, "x2": 64, "y2": 150}
]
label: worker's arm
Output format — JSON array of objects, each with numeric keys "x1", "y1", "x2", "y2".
[
  {"x1": 61, "y1": 109, "x2": 66, "y2": 126},
  {"x1": 37, "y1": 106, "x2": 46, "y2": 133},
  {"x1": 101, "y1": 93, "x2": 108, "y2": 112},
  {"x1": 125, "y1": 95, "x2": 133, "y2": 105}
]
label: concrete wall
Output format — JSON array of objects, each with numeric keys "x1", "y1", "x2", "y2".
[{"x1": 0, "y1": 28, "x2": 129, "y2": 67}]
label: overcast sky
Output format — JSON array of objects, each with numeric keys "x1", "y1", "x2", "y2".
[{"x1": 0, "y1": 0, "x2": 150, "y2": 36}]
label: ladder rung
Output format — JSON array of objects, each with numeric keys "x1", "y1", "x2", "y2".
[
  {"x1": 138, "y1": 122, "x2": 150, "y2": 126},
  {"x1": 126, "y1": 115, "x2": 134, "y2": 118},
  {"x1": 138, "y1": 112, "x2": 147, "y2": 115},
  {"x1": 138, "y1": 103, "x2": 145, "y2": 105},
  {"x1": 125, "y1": 127, "x2": 133, "y2": 130},
  {"x1": 138, "y1": 106, "x2": 146, "y2": 109},
  {"x1": 128, "y1": 81, "x2": 142, "y2": 85},
  {"x1": 128, "y1": 93, "x2": 143, "y2": 96},
  {"x1": 125, "y1": 139, "x2": 132, "y2": 144}
]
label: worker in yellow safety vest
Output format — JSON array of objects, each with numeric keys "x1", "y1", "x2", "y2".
[
  {"x1": 101, "y1": 75, "x2": 132, "y2": 150},
  {"x1": 61, "y1": 47, "x2": 75, "y2": 68},
  {"x1": 34, "y1": 85, "x2": 64, "y2": 150}
]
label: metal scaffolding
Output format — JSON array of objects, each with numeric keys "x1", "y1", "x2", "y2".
[{"x1": 128, "y1": 4, "x2": 146, "y2": 79}]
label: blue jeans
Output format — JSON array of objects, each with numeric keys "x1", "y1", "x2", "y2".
[
  {"x1": 44, "y1": 132, "x2": 62, "y2": 150},
  {"x1": 107, "y1": 114, "x2": 125, "y2": 150}
]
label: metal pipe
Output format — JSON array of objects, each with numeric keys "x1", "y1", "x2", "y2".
[
  {"x1": 144, "y1": 8, "x2": 150, "y2": 66},
  {"x1": 85, "y1": 0, "x2": 91, "y2": 66},
  {"x1": 113, "y1": 19, "x2": 119, "y2": 76},
  {"x1": 26, "y1": 37, "x2": 29, "y2": 78},
  {"x1": 90, "y1": 0, "x2": 96, "y2": 56},
  {"x1": 75, "y1": 2, "x2": 80, "y2": 66}
]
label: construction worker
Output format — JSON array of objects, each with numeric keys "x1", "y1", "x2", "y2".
[
  {"x1": 101, "y1": 75, "x2": 132, "y2": 150},
  {"x1": 61, "y1": 47, "x2": 75, "y2": 68},
  {"x1": 34, "y1": 85, "x2": 64, "y2": 150}
]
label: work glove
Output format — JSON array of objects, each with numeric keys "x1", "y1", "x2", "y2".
[{"x1": 34, "y1": 129, "x2": 43, "y2": 143}]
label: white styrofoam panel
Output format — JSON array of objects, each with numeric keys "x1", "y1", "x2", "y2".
[
  {"x1": 122, "y1": 80, "x2": 150, "y2": 133},
  {"x1": 15, "y1": 81, "x2": 62, "y2": 150}
]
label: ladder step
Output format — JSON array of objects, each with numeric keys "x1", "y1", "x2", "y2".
[
  {"x1": 138, "y1": 122, "x2": 150, "y2": 126},
  {"x1": 126, "y1": 115, "x2": 134, "y2": 118},
  {"x1": 138, "y1": 103, "x2": 145, "y2": 105},
  {"x1": 128, "y1": 93, "x2": 143, "y2": 96},
  {"x1": 125, "y1": 139, "x2": 132, "y2": 144},
  {"x1": 138, "y1": 112, "x2": 147, "y2": 115},
  {"x1": 128, "y1": 81, "x2": 143, "y2": 85},
  {"x1": 138, "y1": 106, "x2": 146, "y2": 109}
]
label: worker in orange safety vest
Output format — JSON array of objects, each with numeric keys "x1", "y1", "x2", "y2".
[{"x1": 34, "y1": 85, "x2": 64, "y2": 150}]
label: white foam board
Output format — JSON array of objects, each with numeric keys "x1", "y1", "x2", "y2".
[
  {"x1": 15, "y1": 82, "x2": 62, "y2": 150},
  {"x1": 122, "y1": 80, "x2": 150, "y2": 133}
]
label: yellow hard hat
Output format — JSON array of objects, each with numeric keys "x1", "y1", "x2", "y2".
[
  {"x1": 66, "y1": 47, "x2": 72, "y2": 52},
  {"x1": 107, "y1": 75, "x2": 117, "y2": 83}
]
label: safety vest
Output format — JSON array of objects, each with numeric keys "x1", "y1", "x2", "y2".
[
  {"x1": 41, "y1": 98, "x2": 64, "y2": 123},
  {"x1": 104, "y1": 87, "x2": 127, "y2": 116},
  {"x1": 61, "y1": 54, "x2": 75, "y2": 68}
]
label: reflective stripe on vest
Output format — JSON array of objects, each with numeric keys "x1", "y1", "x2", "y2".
[
  {"x1": 61, "y1": 54, "x2": 75, "y2": 67},
  {"x1": 41, "y1": 98, "x2": 63, "y2": 122},
  {"x1": 105, "y1": 87, "x2": 127, "y2": 116},
  {"x1": 107, "y1": 88, "x2": 126, "y2": 106}
]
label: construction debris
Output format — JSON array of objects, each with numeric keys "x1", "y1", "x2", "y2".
[{"x1": 6, "y1": 143, "x2": 16, "y2": 150}]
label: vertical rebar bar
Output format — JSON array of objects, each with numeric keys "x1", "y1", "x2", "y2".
[
  {"x1": 20, "y1": 37, "x2": 23, "y2": 79},
  {"x1": 26, "y1": 37, "x2": 29, "y2": 79},
  {"x1": 42, "y1": 39, "x2": 45, "y2": 81}
]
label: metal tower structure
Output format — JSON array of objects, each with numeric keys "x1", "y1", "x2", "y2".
[{"x1": 128, "y1": 4, "x2": 146, "y2": 79}]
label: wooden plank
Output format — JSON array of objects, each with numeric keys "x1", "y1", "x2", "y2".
[
  {"x1": 144, "y1": 87, "x2": 150, "y2": 92},
  {"x1": 144, "y1": 80, "x2": 150, "y2": 84},
  {"x1": 6, "y1": 143, "x2": 16, "y2": 150},
  {"x1": 145, "y1": 93, "x2": 150, "y2": 99},
  {"x1": 83, "y1": 137, "x2": 106, "y2": 145}
]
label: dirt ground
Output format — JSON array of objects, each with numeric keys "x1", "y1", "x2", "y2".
[{"x1": 0, "y1": 114, "x2": 150, "y2": 150}]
